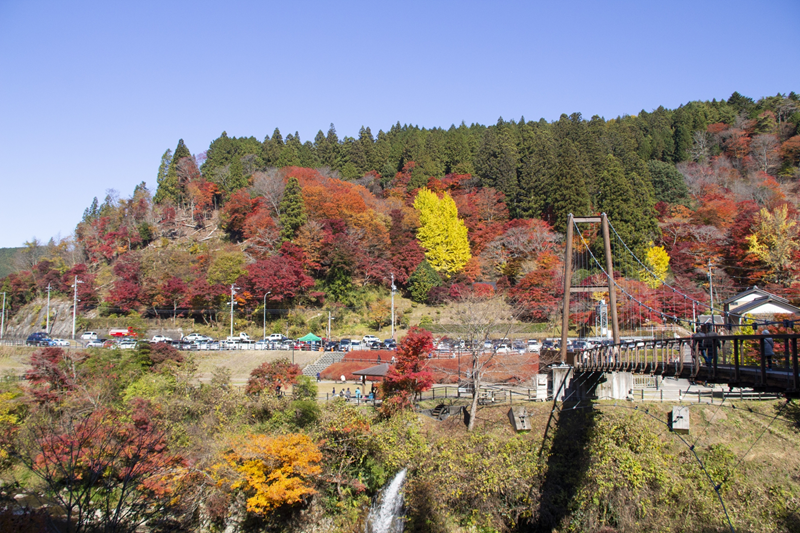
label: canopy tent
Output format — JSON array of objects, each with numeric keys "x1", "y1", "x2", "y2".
[
  {"x1": 352, "y1": 363, "x2": 392, "y2": 377},
  {"x1": 298, "y1": 332, "x2": 322, "y2": 342}
]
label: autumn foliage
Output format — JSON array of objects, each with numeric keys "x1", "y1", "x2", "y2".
[
  {"x1": 381, "y1": 327, "x2": 434, "y2": 415},
  {"x1": 215, "y1": 433, "x2": 322, "y2": 515}
]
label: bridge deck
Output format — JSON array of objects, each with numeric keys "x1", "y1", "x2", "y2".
[{"x1": 570, "y1": 334, "x2": 800, "y2": 396}]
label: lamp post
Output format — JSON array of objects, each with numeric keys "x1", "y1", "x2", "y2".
[
  {"x1": 71, "y1": 276, "x2": 83, "y2": 340},
  {"x1": 390, "y1": 272, "x2": 396, "y2": 339},
  {"x1": 262, "y1": 291, "x2": 271, "y2": 341},
  {"x1": 327, "y1": 311, "x2": 335, "y2": 339},
  {"x1": 46, "y1": 283, "x2": 51, "y2": 334}
]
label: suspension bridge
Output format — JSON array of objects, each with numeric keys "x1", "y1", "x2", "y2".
[{"x1": 556, "y1": 213, "x2": 800, "y2": 398}]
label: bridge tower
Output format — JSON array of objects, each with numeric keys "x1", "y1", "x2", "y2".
[{"x1": 560, "y1": 213, "x2": 620, "y2": 362}]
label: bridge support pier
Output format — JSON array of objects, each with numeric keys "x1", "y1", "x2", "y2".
[{"x1": 552, "y1": 367, "x2": 633, "y2": 401}]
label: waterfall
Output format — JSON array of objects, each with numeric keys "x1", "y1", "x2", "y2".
[{"x1": 366, "y1": 468, "x2": 408, "y2": 533}]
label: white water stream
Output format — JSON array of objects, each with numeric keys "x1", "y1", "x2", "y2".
[{"x1": 365, "y1": 468, "x2": 407, "y2": 533}]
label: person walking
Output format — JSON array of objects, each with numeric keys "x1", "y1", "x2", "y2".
[
  {"x1": 693, "y1": 325, "x2": 707, "y2": 366},
  {"x1": 702, "y1": 324, "x2": 721, "y2": 370},
  {"x1": 762, "y1": 328, "x2": 775, "y2": 369}
]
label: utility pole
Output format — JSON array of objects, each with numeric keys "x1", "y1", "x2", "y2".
[
  {"x1": 229, "y1": 284, "x2": 238, "y2": 339},
  {"x1": 327, "y1": 311, "x2": 335, "y2": 339},
  {"x1": 46, "y1": 283, "x2": 51, "y2": 334},
  {"x1": 71, "y1": 276, "x2": 83, "y2": 340},
  {"x1": 708, "y1": 260, "x2": 715, "y2": 332},
  {"x1": 390, "y1": 272, "x2": 396, "y2": 339},
  {"x1": 0, "y1": 292, "x2": 5, "y2": 340},
  {"x1": 262, "y1": 291, "x2": 271, "y2": 341}
]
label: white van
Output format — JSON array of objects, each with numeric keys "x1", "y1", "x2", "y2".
[{"x1": 81, "y1": 331, "x2": 98, "y2": 340}]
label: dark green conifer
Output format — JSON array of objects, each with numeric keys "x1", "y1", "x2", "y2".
[
  {"x1": 408, "y1": 260, "x2": 442, "y2": 303},
  {"x1": 550, "y1": 139, "x2": 591, "y2": 231},
  {"x1": 279, "y1": 177, "x2": 307, "y2": 242}
]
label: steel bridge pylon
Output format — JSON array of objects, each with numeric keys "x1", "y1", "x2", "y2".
[{"x1": 560, "y1": 213, "x2": 620, "y2": 362}]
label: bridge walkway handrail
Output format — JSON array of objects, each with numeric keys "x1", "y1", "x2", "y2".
[{"x1": 574, "y1": 334, "x2": 800, "y2": 395}]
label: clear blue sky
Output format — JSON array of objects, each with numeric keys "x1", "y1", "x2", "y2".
[{"x1": 1, "y1": 0, "x2": 798, "y2": 248}]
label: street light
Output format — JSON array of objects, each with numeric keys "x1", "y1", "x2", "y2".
[
  {"x1": 262, "y1": 291, "x2": 272, "y2": 341},
  {"x1": 71, "y1": 276, "x2": 83, "y2": 340}
]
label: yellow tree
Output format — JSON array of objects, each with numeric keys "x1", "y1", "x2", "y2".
[
  {"x1": 216, "y1": 433, "x2": 322, "y2": 516},
  {"x1": 413, "y1": 188, "x2": 471, "y2": 275},
  {"x1": 747, "y1": 204, "x2": 799, "y2": 285},
  {"x1": 639, "y1": 243, "x2": 670, "y2": 289}
]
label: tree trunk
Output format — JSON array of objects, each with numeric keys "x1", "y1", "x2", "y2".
[{"x1": 468, "y1": 358, "x2": 480, "y2": 432}]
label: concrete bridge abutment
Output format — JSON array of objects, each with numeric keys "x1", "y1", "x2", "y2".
[{"x1": 552, "y1": 367, "x2": 633, "y2": 401}]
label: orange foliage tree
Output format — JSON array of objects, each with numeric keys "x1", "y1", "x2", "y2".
[{"x1": 214, "y1": 433, "x2": 322, "y2": 516}]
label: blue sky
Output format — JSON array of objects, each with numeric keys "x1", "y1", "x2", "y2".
[{"x1": 1, "y1": 0, "x2": 798, "y2": 248}]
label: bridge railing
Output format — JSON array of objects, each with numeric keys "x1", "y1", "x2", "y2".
[{"x1": 574, "y1": 334, "x2": 800, "y2": 393}]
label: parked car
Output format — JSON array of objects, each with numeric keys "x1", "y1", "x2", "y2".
[
  {"x1": 324, "y1": 341, "x2": 339, "y2": 351},
  {"x1": 495, "y1": 344, "x2": 512, "y2": 354},
  {"x1": 350, "y1": 340, "x2": 363, "y2": 351},
  {"x1": 362, "y1": 335, "x2": 380, "y2": 346},
  {"x1": 118, "y1": 339, "x2": 138, "y2": 350},
  {"x1": 182, "y1": 333, "x2": 210, "y2": 342},
  {"x1": 86, "y1": 339, "x2": 105, "y2": 348},
  {"x1": 526, "y1": 339, "x2": 541, "y2": 352},
  {"x1": 267, "y1": 333, "x2": 288, "y2": 342},
  {"x1": 80, "y1": 331, "x2": 98, "y2": 340},
  {"x1": 339, "y1": 339, "x2": 352, "y2": 352},
  {"x1": 51, "y1": 338, "x2": 71, "y2": 347},
  {"x1": 151, "y1": 335, "x2": 172, "y2": 343},
  {"x1": 226, "y1": 332, "x2": 254, "y2": 343},
  {"x1": 369, "y1": 341, "x2": 382, "y2": 350},
  {"x1": 26, "y1": 332, "x2": 52, "y2": 346}
]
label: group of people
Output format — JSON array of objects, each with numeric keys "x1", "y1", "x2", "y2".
[
  {"x1": 330, "y1": 384, "x2": 379, "y2": 403},
  {"x1": 693, "y1": 324, "x2": 775, "y2": 369}
]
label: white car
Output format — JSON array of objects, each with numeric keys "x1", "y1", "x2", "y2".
[
  {"x1": 267, "y1": 333, "x2": 288, "y2": 342},
  {"x1": 86, "y1": 339, "x2": 105, "y2": 348},
  {"x1": 182, "y1": 333, "x2": 210, "y2": 342},
  {"x1": 362, "y1": 335, "x2": 380, "y2": 346},
  {"x1": 52, "y1": 338, "x2": 70, "y2": 346},
  {"x1": 495, "y1": 344, "x2": 512, "y2": 354},
  {"x1": 81, "y1": 331, "x2": 98, "y2": 340},
  {"x1": 118, "y1": 339, "x2": 138, "y2": 349},
  {"x1": 151, "y1": 335, "x2": 172, "y2": 343}
]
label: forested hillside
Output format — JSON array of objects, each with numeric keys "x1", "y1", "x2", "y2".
[
  {"x1": 0, "y1": 248, "x2": 21, "y2": 279},
  {"x1": 2, "y1": 91, "x2": 799, "y2": 333}
]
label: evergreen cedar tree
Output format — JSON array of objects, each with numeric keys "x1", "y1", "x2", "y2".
[
  {"x1": 408, "y1": 260, "x2": 442, "y2": 303},
  {"x1": 279, "y1": 177, "x2": 307, "y2": 242}
]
